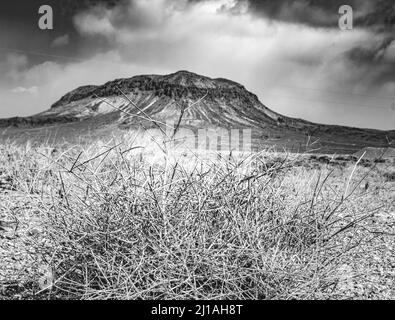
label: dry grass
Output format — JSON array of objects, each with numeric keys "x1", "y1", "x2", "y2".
[{"x1": 0, "y1": 134, "x2": 394, "y2": 300}]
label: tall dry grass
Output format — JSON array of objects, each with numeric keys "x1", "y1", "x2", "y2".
[{"x1": 1, "y1": 132, "x2": 388, "y2": 300}]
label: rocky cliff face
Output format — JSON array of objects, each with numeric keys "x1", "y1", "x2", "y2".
[{"x1": 45, "y1": 70, "x2": 285, "y2": 128}]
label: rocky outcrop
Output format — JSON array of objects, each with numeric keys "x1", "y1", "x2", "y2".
[{"x1": 46, "y1": 70, "x2": 284, "y2": 128}]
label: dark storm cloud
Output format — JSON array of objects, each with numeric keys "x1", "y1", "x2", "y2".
[
  {"x1": 57, "y1": 0, "x2": 125, "y2": 16},
  {"x1": 348, "y1": 37, "x2": 394, "y2": 64},
  {"x1": 0, "y1": 0, "x2": 126, "y2": 68},
  {"x1": 234, "y1": 0, "x2": 395, "y2": 85},
  {"x1": 243, "y1": 0, "x2": 395, "y2": 31},
  {"x1": 59, "y1": 0, "x2": 394, "y2": 32},
  {"x1": 245, "y1": 0, "x2": 348, "y2": 27},
  {"x1": 356, "y1": 0, "x2": 395, "y2": 31},
  {"x1": 346, "y1": 37, "x2": 395, "y2": 85}
]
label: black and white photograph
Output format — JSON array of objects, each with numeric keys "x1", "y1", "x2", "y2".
[{"x1": 0, "y1": 0, "x2": 394, "y2": 306}]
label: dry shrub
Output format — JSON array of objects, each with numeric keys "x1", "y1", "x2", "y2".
[
  {"x1": 383, "y1": 171, "x2": 395, "y2": 182},
  {"x1": 24, "y1": 139, "x2": 386, "y2": 300}
]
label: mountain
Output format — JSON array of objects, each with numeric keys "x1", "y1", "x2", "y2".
[
  {"x1": 43, "y1": 70, "x2": 285, "y2": 128},
  {"x1": 1, "y1": 70, "x2": 394, "y2": 154}
]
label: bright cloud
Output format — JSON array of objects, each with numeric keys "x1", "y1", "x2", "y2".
[{"x1": 11, "y1": 86, "x2": 38, "y2": 94}]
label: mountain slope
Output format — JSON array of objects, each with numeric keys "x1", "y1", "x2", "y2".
[
  {"x1": 41, "y1": 70, "x2": 284, "y2": 128},
  {"x1": 1, "y1": 70, "x2": 394, "y2": 154}
]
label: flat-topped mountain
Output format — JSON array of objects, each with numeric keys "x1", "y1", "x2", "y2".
[
  {"x1": 45, "y1": 70, "x2": 284, "y2": 128},
  {"x1": 1, "y1": 70, "x2": 394, "y2": 154}
]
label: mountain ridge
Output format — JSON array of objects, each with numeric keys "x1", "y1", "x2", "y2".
[
  {"x1": 1, "y1": 70, "x2": 394, "y2": 154},
  {"x1": 50, "y1": 71, "x2": 249, "y2": 109},
  {"x1": 40, "y1": 70, "x2": 286, "y2": 130}
]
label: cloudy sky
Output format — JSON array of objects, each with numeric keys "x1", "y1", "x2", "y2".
[{"x1": 0, "y1": 0, "x2": 394, "y2": 129}]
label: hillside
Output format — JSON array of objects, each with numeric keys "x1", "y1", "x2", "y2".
[{"x1": 1, "y1": 70, "x2": 394, "y2": 154}]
